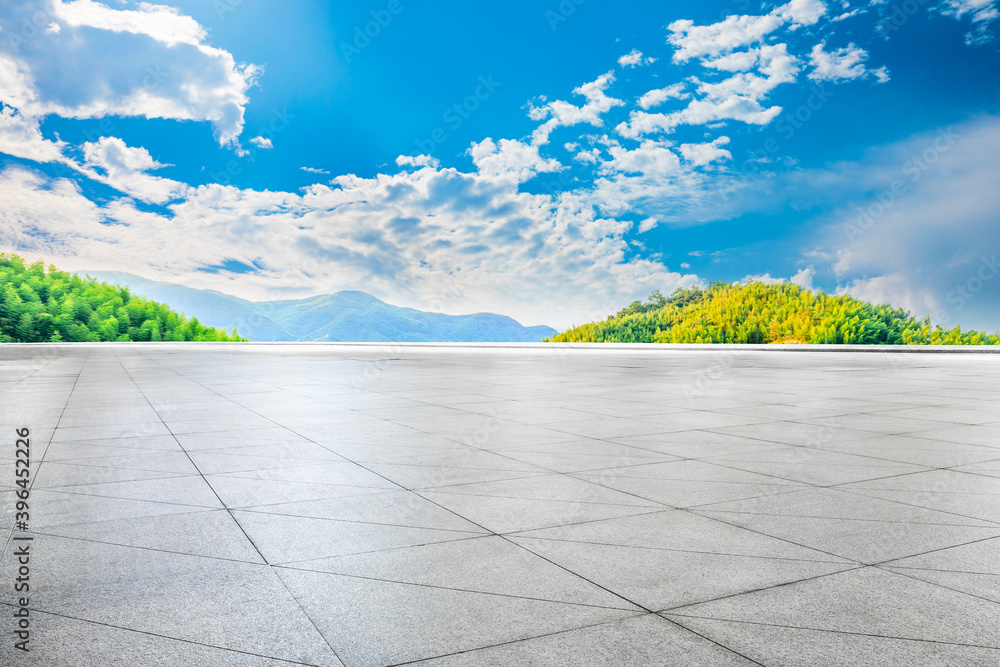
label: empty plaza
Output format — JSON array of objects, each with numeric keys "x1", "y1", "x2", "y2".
[{"x1": 2, "y1": 343, "x2": 999, "y2": 666}]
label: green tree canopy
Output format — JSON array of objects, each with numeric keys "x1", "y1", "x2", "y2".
[
  {"x1": 548, "y1": 281, "x2": 1000, "y2": 345},
  {"x1": 0, "y1": 254, "x2": 244, "y2": 343}
]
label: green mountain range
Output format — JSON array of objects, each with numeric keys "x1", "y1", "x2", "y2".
[
  {"x1": 549, "y1": 281, "x2": 1000, "y2": 345},
  {"x1": 81, "y1": 271, "x2": 556, "y2": 343}
]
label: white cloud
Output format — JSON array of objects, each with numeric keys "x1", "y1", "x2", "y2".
[
  {"x1": 300, "y1": 166, "x2": 330, "y2": 175},
  {"x1": 835, "y1": 274, "x2": 938, "y2": 316},
  {"x1": 667, "y1": 14, "x2": 785, "y2": 62},
  {"x1": 395, "y1": 154, "x2": 440, "y2": 169},
  {"x1": 638, "y1": 84, "x2": 689, "y2": 110},
  {"x1": 872, "y1": 67, "x2": 891, "y2": 83},
  {"x1": 0, "y1": 104, "x2": 66, "y2": 162},
  {"x1": 618, "y1": 49, "x2": 656, "y2": 68},
  {"x1": 249, "y1": 136, "x2": 273, "y2": 150},
  {"x1": 83, "y1": 136, "x2": 165, "y2": 173},
  {"x1": 701, "y1": 50, "x2": 761, "y2": 72},
  {"x1": 574, "y1": 148, "x2": 602, "y2": 164},
  {"x1": 584, "y1": 137, "x2": 733, "y2": 223},
  {"x1": 529, "y1": 72, "x2": 625, "y2": 145},
  {"x1": 0, "y1": 1, "x2": 260, "y2": 147},
  {"x1": 696, "y1": 44, "x2": 800, "y2": 100},
  {"x1": 774, "y1": 0, "x2": 829, "y2": 26},
  {"x1": 54, "y1": 0, "x2": 206, "y2": 45},
  {"x1": 469, "y1": 138, "x2": 562, "y2": 182},
  {"x1": 742, "y1": 272, "x2": 784, "y2": 284},
  {"x1": 938, "y1": 0, "x2": 999, "y2": 45},
  {"x1": 832, "y1": 8, "x2": 865, "y2": 22},
  {"x1": 638, "y1": 217, "x2": 658, "y2": 233},
  {"x1": 618, "y1": 96, "x2": 782, "y2": 138},
  {"x1": 808, "y1": 42, "x2": 888, "y2": 82},
  {"x1": 0, "y1": 168, "x2": 109, "y2": 256},
  {"x1": 791, "y1": 265, "x2": 816, "y2": 290},
  {"x1": 681, "y1": 94, "x2": 780, "y2": 125},
  {"x1": 647, "y1": 0, "x2": 844, "y2": 147},
  {"x1": 0, "y1": 160, "x2": 700, "y2": 329},
  {"x1": 667, "y1": 0, "x2": 826, "y2": 62},
  {"x1": 616, "y1": 111, "x2": 678, "y2": 138},
  {"x1": 620, "y1": 41, "x2": 801, "y2": 139},
  {"x1": 0, "y1": 104, "x2": 186, "y2": 204},
  {"x1": 679, "y1": 137, "x2": 732, "y2": 166},
  {"x1": 79, "y1": 136, "x2": 188, "y2": 204},
  {"x1": 603, "y1": 140, "x2": 681, "y2": 175}
]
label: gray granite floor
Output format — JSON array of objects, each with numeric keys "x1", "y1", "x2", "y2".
[{"x1": 2, "y1": 343, "x2": 999, "y2": 666}]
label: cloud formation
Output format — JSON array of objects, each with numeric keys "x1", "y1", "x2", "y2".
[
  {"x1": 666, "y1": 0, "x2": 825, "y2": 63},
  {"x1": 249, "y1": 136, "x2": 273, "y2": 150},
  {"x1": 808, "y1": 42, "x2": 889, "y2": 82},
  {"x1": 618, "y1": 49, "x2": 657, "y2": 68},
  {"x1": 0, "y1": 160, "x2": 699, "y2": 328},
  {"x1": 79, "y1": 136, "x2": 188, "y2": 204},
  {"x1": 938, "y1": 0, "x2": 999, "y2": 45},
  {"x1": 0, "y1": 1, "x2": 259, "y2": 147},
  {"x1": 0, "y1": 104, "x2": 65, "y2": 162}
]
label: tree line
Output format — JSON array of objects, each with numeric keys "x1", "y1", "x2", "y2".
[
  {"x1": 549, "y1": 281, "x2": 1000, "y2": 345},
  {"x1": 0, "y1": 254, "x2": 242, "y2": 342}
]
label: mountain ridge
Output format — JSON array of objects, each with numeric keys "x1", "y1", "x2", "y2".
[{"x1": 80, "y1": 271, "x2": 556, "y2": 343}]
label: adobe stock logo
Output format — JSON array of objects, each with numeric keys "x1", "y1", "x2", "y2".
[
  {"x1": 545, "y1": 0, "x2": 587, "y2": 30},
  {"x1": 339, "y1": 0, "x2": 407, "y2": 64},
  {"x1": 947, "y1": 255, "x2": 1000, "y2": 310},
  {"x1": 843, "y1": 126, "x2": 959, "y2": 244},
  {"x1": 415, "y1": 75, "x2": 501, "y2": 155}
]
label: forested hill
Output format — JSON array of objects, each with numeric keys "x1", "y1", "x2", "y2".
[
  {"x1": 0, "y1": 254, "x2": 242, "y2": 342},
  {"x1": 548, "y1": 281, "x2": 1000, "y2": 345}
]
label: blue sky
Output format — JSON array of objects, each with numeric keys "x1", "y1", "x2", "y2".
[{"x1": 1, "y1": 0, "x2": 998, "y2": 330}]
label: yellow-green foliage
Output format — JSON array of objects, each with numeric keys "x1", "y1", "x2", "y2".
[
  {"x1": 549, "y1": 281, "x2": 1000, "y2": 345},
  {"x1": 0, "y1": 254, "x2": 243, "y2": 343}
]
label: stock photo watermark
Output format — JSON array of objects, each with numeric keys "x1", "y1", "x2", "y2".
[
  {"x1": 735, "y1": 83, "x2": 834, "y2": 180},
  {"x1": 339, "y1": 0, "x2": 408, "y2": 64},
  {"x1": 946, "y1": 255, "x2": 999, "y2": 310},
  {"x1": 682, "y1": 350, "x2": 737, "y2": 399},
  {"x1": 545, "y1": 0, "x2": 586, "y2": 30},
  {"x1": 5, "y1": 3, "x2": 55, "y2": 53},
  {"x1": 878, "y1": 0, "x2": 932, "y2": 38},
  {"x1": 208, "y1": 107, "x2": 296, "y2": 186},
  {"x1": 843, "y1": 126, "x2": 959, "y2": 244},
  {"x1": 11, "y1": 427, "x2": 33, "y2": 654},
  {"x1": 415, "y1": 75, "x2": 501, "y2": 155}
]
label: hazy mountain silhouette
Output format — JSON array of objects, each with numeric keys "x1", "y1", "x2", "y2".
[{"x1": 81, "y1": 272, "x2": 556, "y2": 342}]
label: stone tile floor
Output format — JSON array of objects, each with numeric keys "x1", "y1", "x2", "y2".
[{"x1": 1, "y1": 343, "x2": 999, "y2": 666}]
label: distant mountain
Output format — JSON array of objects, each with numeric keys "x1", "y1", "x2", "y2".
[{"x1": 80, "y1": 272, "x2": 557, "y2": 342}]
